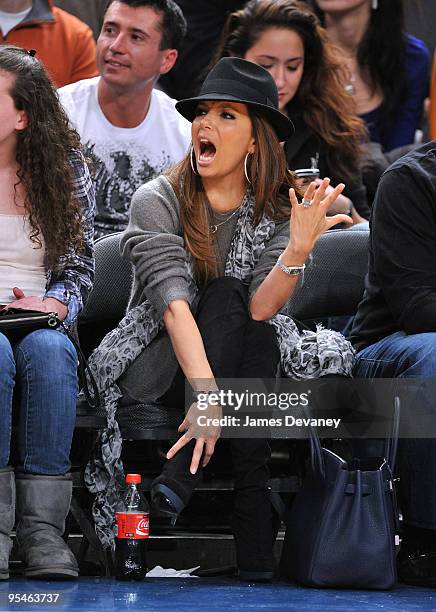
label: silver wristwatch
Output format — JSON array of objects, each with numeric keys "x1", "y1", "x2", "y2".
[{"x1": 276, "y1": 255, "x2": 306, "y2": 276}]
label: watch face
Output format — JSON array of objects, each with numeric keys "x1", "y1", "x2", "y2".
[{"x1": 277, "y1": 258, "x2": 305, "y2": 276}]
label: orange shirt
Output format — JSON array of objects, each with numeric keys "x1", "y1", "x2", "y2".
[
  {"x1": 2, "y1": 1, "x2": 98, "y2": 88},
  {"x1": 430, "y1": 51, "x2": 436, "y2": 140}
]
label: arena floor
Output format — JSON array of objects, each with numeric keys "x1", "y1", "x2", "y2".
[{"x1": 0, "y1": 577, "x2": 435, "y2": 612}]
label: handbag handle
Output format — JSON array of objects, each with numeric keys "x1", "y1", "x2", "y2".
[
  {"x1": 306, "y1": 395, "x2": 400, "y2": 477},
  {"x1": 384, "y1": 396, "x2": 400, "y2": 473},
  {"x1": 304, "y1": 404, "x2": 326, "y2": 478}
]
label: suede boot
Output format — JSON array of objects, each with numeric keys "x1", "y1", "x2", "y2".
[
  {"x1": 151, "y1": 440, "x2": 202, "y2": 522},
  {"x1": 0, "y1": 467, "x2": 15, "y2": 580},
  {"x1": 15, "y1": 473, "x2": 78, "y2": 579}
]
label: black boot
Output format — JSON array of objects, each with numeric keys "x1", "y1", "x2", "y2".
[
  {"x1": 231, "y1": 439, "x2": 275, "y2": 582},
  {"x1": 151, "y1": 440, "x2": 202, "y2": 522}
]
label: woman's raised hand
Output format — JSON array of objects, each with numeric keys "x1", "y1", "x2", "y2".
[{"x1": 288, "y1": 178, "x2": 353, "y2": 257}]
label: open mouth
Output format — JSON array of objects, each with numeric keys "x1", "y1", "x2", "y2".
[{"x1": 198, "y1": 139, "x2": 217, "y2": 165}]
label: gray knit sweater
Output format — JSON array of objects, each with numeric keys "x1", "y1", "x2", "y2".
[{"x1": 118, "y1": 175, "x2": 289, "y2": 404}]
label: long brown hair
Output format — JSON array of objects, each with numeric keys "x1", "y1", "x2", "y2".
[
  {"x1": 167, "y1": 111, "x2": 298, "y2": 285},
  {"x1": 215, "y1": 0, "x2": 366, "y2": 181},
  {"x1": 0, "y1": 45, "x2": 85, "y2": 270},
  {"x1": 311, "y1": 0, "x2": 407, "y2": 123}
]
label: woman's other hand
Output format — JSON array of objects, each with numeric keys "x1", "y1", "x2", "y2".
[
  {"x1": 7, "y1": 287, "x2": 68, "y2": 320},
  {"x1": 166, "y1": 400, "x2": 222, "y2": 474},
  {"x1": 296, "y1": 176, "x2": 351, "y2": 216}
]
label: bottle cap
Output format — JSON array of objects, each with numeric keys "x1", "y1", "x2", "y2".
[{"x1": 126, "y1": 473, "x2": 141, "y2": 484}]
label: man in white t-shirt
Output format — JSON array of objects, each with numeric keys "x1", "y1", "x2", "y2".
[{"x1": 58, "y1": 0, "x2": 191, "y2": 237}]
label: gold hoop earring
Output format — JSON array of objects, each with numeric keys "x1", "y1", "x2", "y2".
[{"x1": 190, "y1": 146, "x2": 199, "y2": 176}]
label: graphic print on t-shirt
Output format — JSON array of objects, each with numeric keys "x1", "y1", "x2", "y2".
[
  {"x1": 85, "y1": 141, "x2": 172, "y2": 238},
  {"x1": 58, "y1": 79, "x2": 191, "y2": 237}
]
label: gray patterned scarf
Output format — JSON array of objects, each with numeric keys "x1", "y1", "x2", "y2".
[{"x1": 84, "y1": 190, "x2": 354, "y2": 548}]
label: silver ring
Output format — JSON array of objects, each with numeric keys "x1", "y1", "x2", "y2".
[{"x1": 302, "y1": 198, "x2": 312, "y2": 208}]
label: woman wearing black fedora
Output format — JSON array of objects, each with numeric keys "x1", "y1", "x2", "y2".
[{"x1": 86, "y1": 57, "x2": 355, "y2": 579}]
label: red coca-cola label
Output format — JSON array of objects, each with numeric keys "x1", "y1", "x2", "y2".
[{"x1": 116, "y1": 512, "x2": 149, "y2": 539}]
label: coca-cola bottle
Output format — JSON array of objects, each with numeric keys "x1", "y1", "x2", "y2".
[{"x1": 115, "y1": 473, "x2": 149, "y2": 580}]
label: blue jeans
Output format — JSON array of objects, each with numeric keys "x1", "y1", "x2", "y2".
[
  {"x1": 353, "y1": 331, "x2": 436, "y2": 529},
  {"x1": 0, "y1": 329, "x2": 78, "y2": 475}
]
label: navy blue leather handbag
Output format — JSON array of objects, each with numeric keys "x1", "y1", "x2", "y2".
[{"x1": 281, "y1": 398, "x2": 400, "y2": 590}]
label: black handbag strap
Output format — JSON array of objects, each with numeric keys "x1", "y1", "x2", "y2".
[
  {"x1": 61, "y1": 322, "x2": 101, "y2": 409},
  {"x1": 384, "y1": 396, "x2": 400, "y2": 473}
]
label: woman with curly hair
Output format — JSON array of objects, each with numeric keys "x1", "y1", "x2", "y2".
[
  {"x1": 311, "y1": 0, "x2": 430, "y2": 152},
  {"x1": 215, "y1": 0, "x2": 370, "y2": 220},
  {"x1": 0, "y1": 45, "x2": 95, "y2": 580}
]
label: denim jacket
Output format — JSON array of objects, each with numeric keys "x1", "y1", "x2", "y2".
[{"x1": 43, "y1": 150, "x2": 95, "y2": 324}]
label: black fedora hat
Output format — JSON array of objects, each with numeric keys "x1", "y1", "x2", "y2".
[{"x1": 176, "y1": 57, "x2": 294, "y2": 141}]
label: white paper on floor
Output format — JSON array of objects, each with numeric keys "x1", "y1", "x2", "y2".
[{"x1": 146, "y1": 565, "x2": 200, "y2": 578}]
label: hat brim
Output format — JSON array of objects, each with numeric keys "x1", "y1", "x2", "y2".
[{"x1": 176, "y1": 93, "x2": 294, "y2": 142}]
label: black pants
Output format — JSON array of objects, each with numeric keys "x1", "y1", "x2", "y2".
[
  {"x1": 161, "y1": 276, "x2": 280, "y2": 398},
  {"x1": 160, "y1": 277, "x2": 281, "y2": 569}
]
